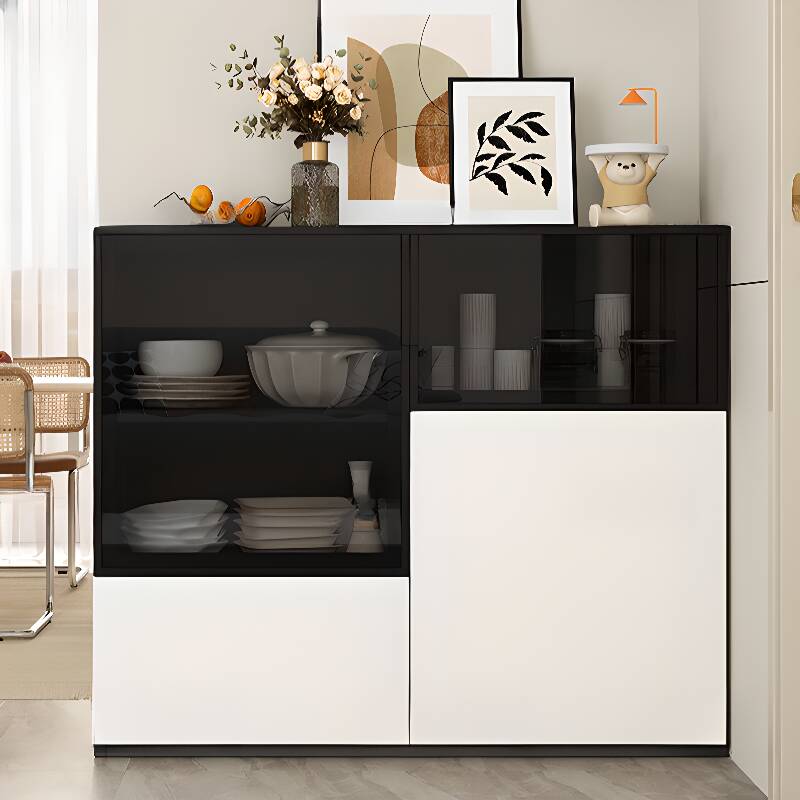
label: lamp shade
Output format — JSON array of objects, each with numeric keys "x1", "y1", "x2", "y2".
[{"x1": 619, "y1": 88, "x2": 647, "y2": 105}]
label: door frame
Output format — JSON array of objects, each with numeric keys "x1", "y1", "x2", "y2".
[{"x1": 769, "y1": 0, "x2": 800, "y2": 796}]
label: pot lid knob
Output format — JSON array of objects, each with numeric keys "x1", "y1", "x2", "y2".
[{"x1": 310, "y1": 320, "x2": 329, "y2": 335}]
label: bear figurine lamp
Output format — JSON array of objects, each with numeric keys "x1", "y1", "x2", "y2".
[{"x1": 585, "y1": 86, "x2": 669, "y2": 227}]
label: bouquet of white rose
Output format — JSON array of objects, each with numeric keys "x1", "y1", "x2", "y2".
[{"x1": 215, "y1": 35, "x2": 373, "y2": 148}]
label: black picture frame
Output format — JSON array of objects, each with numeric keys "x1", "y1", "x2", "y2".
[{"x1": 448, "y1": 77, "x2": 578, "y2": 226}]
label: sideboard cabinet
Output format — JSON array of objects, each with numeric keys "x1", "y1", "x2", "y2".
[{"x1": 93, "y1": 225, "x2": 729, "y2": 753}]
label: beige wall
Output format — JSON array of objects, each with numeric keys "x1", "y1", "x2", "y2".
[
  {"x1": 99, "y1": 0, "x2": 701, "y2": 226},
  {"x1": 699, "y1": 1, "x2": 770, "y2": 793},
  {"x1": 523, "y1": 0, "x2": 700, "y2": 226}
]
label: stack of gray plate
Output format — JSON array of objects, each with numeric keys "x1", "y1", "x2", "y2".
[
  {"x1": 233, "y1": 497, "x2": 355, "y2": 553},
  {"x1": 120, "y1": 374, "x2": 251, "y2": 408}
]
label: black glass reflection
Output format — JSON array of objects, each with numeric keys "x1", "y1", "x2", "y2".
[{"x1": 97, "y1": 231, "x2": 407, "y2": 577}]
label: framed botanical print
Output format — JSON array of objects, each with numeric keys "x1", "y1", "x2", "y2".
[
  {"x1": 449, "y1": 78, "x2": 577, "y2": 225},
  {"x1": 319, "y1": 0, "x2": 522, "y2": 225}
]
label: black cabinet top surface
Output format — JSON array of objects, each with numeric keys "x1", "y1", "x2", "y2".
[{"x1": 95, "y1": 224, "x2": 731, "y2": 238}]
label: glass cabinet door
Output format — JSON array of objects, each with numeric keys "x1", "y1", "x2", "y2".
[
  {"x1": 97, "y1": 230, "x2": 407, "y2": 577},
  {"x1": 414, "y1": 231, "x2": 727, "y2": 409}
]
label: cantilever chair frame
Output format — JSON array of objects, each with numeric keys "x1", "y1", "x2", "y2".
[
  {"x1": 0, "y1": 365, "x2": 55, "y2": 640},
  {"x1": 11, "y1": 356, "x2": 90, "y2": 588}
]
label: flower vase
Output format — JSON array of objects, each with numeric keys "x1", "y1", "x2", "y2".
[{"x1": 291, "y1": 141, "x2": 339, "y2": 227}]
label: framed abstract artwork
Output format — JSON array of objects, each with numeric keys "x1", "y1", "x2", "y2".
[
  {"x1": 319, "y1": 0, "x2": 521, "y2": 225},
  {"x1": 449, "y1": 78, "x2": 577, "y2": 225}
]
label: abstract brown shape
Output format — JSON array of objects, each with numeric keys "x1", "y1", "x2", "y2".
[
  {"x1": 415, "y1": 90, "x2": 450, "y2": 184},
  {"x1": 347, "y1": 38, "x2": 397, "y2": 201}
]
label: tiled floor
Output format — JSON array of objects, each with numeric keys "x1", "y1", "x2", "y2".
[{"x1": 0, "y1": 700, "x2": 766, "y2": 800}]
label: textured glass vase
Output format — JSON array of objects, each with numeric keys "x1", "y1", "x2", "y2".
[{"x1": 291, "y1": 141, "x2": 339, "y2": 227}]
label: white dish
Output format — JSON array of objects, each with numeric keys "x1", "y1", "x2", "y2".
[
  {"x1": 121, "y1": 520, "x2": 226, "y2": 538},
  {"x1": 235, "y1": 497, "x2": 352, "y2": 510},
  {"x1": 127, "y1": 374, "x2": 250, "y2": 384},
  {"x1": 139, "y1": 340, "x2": 223, "y2": 378},
  {"x1": 120, "y1": 511, "x2": 227, "y2": 529},
  {"x1": 235, "y1": 525, "x2": 340, "y2": 540},
  {"x1": 237, "y1": 512, "x2": 346, "y2": 529},
  {"x1": 234, "y1": 534, "x2": 339, "y2": 550},
  {"x1": 141, "y1": 399, "x2": 248, "y2": 409},
  {"x1": 246, "y1": 321, "x2": 384, "y2": 408},
  {"x1": 128, "y1": 539, "x2": 227, "y2": 553},
  {"x1": 123, "y1": 385, "x2": 250, "y2": 396},
  {"x1": 124, "y1": 500, "x2": 227, "y2": 518}
]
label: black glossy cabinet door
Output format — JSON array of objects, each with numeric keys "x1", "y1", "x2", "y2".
[
  {"x1": 413, "y1": 231, "x2": 728, "y2": 409},
  {"x1": 96, "y1": 230, "x2": 407, "y2": 577}
]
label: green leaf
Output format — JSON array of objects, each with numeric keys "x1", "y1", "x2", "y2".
[
  {"x1": 351, "y1": 73, "x2": 364, "y2": 82},
  {"x1": 368, "y1": 78, "x2": 377, "y2": 89},
  {"x1": 274, "y1": 35, "x2": 282, "y2": 43},
  {"x1": 336, "y1": 48, "x2": 347, "y2": 57},
  {"x1": 354, "y1": 63, "x2": 363, "y2": 71},
  {"x1": 279, "y1": 47, "x2": 289, "y2": 58},
  {"x1": 236, "y1": 79, "x2": 243, "y2": 90},
  {"x1": 245, "y1": 63, "x2": 253, "y2": 70},
  {"x1": 258, "y1": 78, "x2": 269, "y2": 89},
  {"x1": 243, "y1": 125, "x2": 252, "y2": 135},
  {"x1": 224, "y1": 63, "x2": 232, "y2": 72},
  {"x1": 228, "y1": 78, "x2": 233, "y2": 87},
  {"x1": 229, "y1": 43, "x2": 236, "y2": 51}
]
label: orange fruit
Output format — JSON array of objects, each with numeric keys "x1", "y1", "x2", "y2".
[
  {"x1": 236, "y1": 197, "x2": 267, "y2": 226},
  {"x1": 188, "y1": 184, "x2": 213, "y2": 213},
  {"x1": 215, "y1": 200, "x2": 235, "y2": 222}
]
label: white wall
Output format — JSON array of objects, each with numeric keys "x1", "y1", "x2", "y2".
[
  {"x1": 100, "y1": 0, "x2": 701, "y2": 226},
  {"x1": 699, "y1": 0, "x2": 770, "y2": 793},
  {"x1": 524, "y1": 0, "x2": 700, "y2": 226},
  {"x1": 98, "y1": 0, "x2": 318, "y2": 225}
]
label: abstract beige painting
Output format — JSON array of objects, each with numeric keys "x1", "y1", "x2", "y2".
[{"x1": 321, "y1": 1, "x2": 521, "y2": 224}]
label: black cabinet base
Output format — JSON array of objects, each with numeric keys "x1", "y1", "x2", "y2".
[{"x1": 94, "y1": 744, "x2": 729, "y2": 758}]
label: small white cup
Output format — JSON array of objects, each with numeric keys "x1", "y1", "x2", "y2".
[{"x1": 494, "y1": 350, "x2": 531, "y2": 390}]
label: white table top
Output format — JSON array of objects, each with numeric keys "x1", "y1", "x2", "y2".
[{"x1": 32, "y1": 377, "x2": 93, "y2": 393}]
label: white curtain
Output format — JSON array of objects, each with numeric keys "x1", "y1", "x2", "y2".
[{"x1": 0, "y1": 0, "x2": 97, "y2": 565}]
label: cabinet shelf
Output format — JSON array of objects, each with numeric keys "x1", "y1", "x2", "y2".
[{"x1": 104, "y1": 407, "x2": 398, "y2": 426}]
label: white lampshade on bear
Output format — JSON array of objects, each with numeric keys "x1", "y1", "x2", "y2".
[{"x1": 585, "y1": 87, "x2": 669, "y2": 227}]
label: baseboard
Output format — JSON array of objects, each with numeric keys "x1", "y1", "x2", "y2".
[{"x1": 94, "y1": 744, "x2": 730, "y2": 758}]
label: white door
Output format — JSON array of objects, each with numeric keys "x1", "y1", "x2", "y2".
[
  {"x1": 410, "y1": 410, "x2": 726, "y2": 744},
  {"x1": 94, "y1": 576, "x2": 409, "y2": 745}
]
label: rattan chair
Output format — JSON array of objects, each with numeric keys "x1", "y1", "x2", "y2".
[
  {"x1": 1, "y1": 357, "x2": 90, "y2": 588},
  {"x1": 0, "y1": 365, "x2": 55, "y2": 639}
]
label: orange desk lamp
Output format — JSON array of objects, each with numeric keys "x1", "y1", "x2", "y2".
[{"x1": 620, "y1": 88, "x2": 659, "y2": 144}]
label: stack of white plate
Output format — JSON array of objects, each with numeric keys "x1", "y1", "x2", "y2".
[
  {"x1": 120, "y1": 375, "x2": 251, "y2": 408},
  {"x1": 233, "y1": 497, "x2": 355, "y2": 552},
  {"x1": 121, "y1": 499, "x2": 229, "y2": 553}
]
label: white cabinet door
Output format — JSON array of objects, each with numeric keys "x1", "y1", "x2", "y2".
[
  {"x1": 94, "y1": 577, "x2": 409, "y2": 745},
  {"x1": 410, "y1": 411, "x2": 726, "y2": 745}
]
